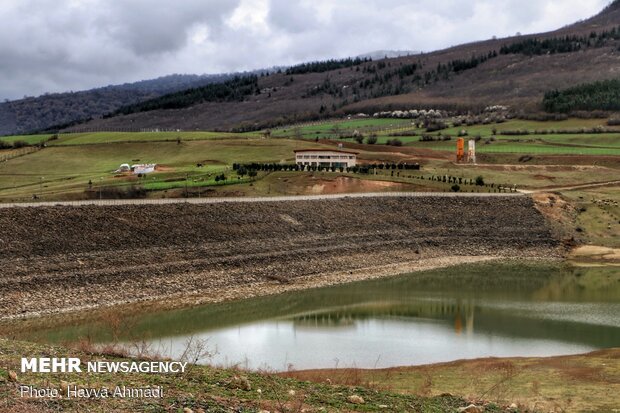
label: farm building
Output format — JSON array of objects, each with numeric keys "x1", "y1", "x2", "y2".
[
  {"x1": 294, "y1": 149, "x2": 358, "y2": 168},
  {"x1": 132, "y1": 164, "x2": 157, "y2": 174}
]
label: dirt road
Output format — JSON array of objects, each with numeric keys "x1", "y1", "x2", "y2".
[
  {"x1": 0, "y1": 191, "x2": 522, "y2": 208},
  {"x1": 519, "y1": 179, "x2": 620, "y2": 193}
]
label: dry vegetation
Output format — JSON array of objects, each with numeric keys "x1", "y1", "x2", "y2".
[{"x1": 282, "y1": 349, "x2": 620, "y2": 413}]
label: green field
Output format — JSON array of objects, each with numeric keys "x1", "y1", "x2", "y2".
[
  {"x1": 0, "y1": 131, "x2": 260, "y2": 146},
  {"x1": 271, "y1": 118, "x2": 413, "y2": 138},
  {"x1": 270, "y1": 117, "x2": 620, "y2": 155},
  {"x1": 415, "y1": 140, "x2": 620, "y2": 155},
  {"x1": 0, "y1": 134, "x2": 53, "y2": 145},
  {"x1": 0, "y1": 138, "x2": 326, "y2": 201}
]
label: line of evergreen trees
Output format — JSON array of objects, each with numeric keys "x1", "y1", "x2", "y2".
[
  {"x1": 285, "y1": 57, "x2": 372, "y2": 75},
  {"x1": 500, "y1": 26, "x2": 620, "y2": 56},
  {"x1": 543, "y1": 79, "x2": 620, "y2": 113},
  {"x1": 108, "y1": 76, "x2": 259, "y2": 116}
]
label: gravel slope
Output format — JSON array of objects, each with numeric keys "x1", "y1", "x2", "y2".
[{"x1": 0, "y1": 196, "x2": 561, "y2": 319}]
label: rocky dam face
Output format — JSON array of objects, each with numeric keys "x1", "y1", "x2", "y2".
[{"x1": 0, "y1": 196, "x2": 561, "y2": 320}]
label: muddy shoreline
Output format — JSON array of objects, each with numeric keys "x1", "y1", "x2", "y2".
[{"x1": 0, "y1": 196, "x2": 562, "y2": 322}]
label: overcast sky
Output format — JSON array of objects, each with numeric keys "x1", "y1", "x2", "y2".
[{"x1": 0, "y1": 0, "x2": 611, "y2": 101}]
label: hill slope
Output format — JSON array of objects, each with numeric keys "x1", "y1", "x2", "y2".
[
  {"x1": 0, "y1": 73, "x2": 260, "y2": 136},
  {"x1": 70, "y1": 2, "x2": 620, "y2": 132},
  {"x1": 9, "y1": 1, "x2": 620, "y2": 134}
]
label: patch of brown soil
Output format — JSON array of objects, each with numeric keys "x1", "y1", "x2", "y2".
[
  {"x1": 306, "y1": 176, "x2": 421, "y2": 194},
  {"x1": 531, "y1": 193, "x2": 577, "y2": 227},
  {"x1": 570, "y1": 245, "x2": 620, "y2": 263},
  {"x1": 155, "y1": 165, "x2": 174, "y2": 171},
  {"x1": 533, "y1": 174, "x2": 555, "y2": 181}
]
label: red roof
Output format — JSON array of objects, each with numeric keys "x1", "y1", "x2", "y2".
[{"x1": 294, "y1": 149, "x2": 359, "y2": 155}]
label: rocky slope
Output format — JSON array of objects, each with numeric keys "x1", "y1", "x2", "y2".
[{"x1": 0, "y1": 196, "x2": 561, "y2": 319}]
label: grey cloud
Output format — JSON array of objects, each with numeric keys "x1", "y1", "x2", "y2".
[
  {"x1": 96, "y1": 0, "x2": 240, "y2": 55},
  {"x1": 267, "y1": 0, "x2": 319, "y2": 33}
]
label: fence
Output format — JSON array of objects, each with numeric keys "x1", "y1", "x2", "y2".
[{"x1": 0, "y1": 146, "x2": 40, "y2": 162}]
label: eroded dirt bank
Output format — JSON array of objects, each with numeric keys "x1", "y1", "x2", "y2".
[{"x1": 0, "y1": 196, "x2": 561, "y2": 320}]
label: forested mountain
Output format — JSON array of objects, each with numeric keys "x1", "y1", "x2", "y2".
[{"x1": 0, "y1": 71, "x2": 285, "y2": 135}]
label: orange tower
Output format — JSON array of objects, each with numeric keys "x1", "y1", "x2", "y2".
[{"x1": 456, "y1": 138, "x2": 465, "y2": 162}]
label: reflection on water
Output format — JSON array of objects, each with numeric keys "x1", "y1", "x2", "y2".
[{"x1": 25, "y1": 262, "x2": 620, "y2": 370}]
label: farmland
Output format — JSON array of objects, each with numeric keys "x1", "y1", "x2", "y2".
[
  {"x1": 272, "y1": 118, "x2": 620, "y2": 155},
  {"x1": 0, "y1": 117, "x2": 619, "y2": 202}
]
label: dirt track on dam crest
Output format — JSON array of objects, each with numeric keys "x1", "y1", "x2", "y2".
[{"x1": 0, "y1": 195, "x2": 562, "y2": 321}]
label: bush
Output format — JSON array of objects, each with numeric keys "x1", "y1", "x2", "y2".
[
  {"x1": 425, "y1": 121, "x2": 447, "y2": 132},
  {"x1": 0, "y1": 140, "x2": 11, "y2": 150},
  {"x1": 366, "y1": 135, "x2": 377, "y2": 144},
  {"x1": 236, "y1": 166, "x2": 248, "y2": 177},
  {"x1": 87, "y1": 185, "x2": 147, "y2": 199},
  {"x1": 451, "y1": 184, "x2": 461, "y2": 192},
  {"x1": 12, "y1": 140, "x2": 29, "y2": 149},
  {"x1": 387, "y1": 138, "x2": 402, "y2": 146},
  {"x1": 475, "y1": 176, "x2": 485, "y2": 186}
]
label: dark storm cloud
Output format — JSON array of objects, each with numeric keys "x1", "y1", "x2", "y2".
[{"x1": 0, "y1": 0, "x2": 610, "y2": 101}]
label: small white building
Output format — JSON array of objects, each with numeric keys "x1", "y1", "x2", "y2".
[
  {"x1": 132, "y1": 164, "x2": 157, "y2": 174},
  {"x1": 294, "y1": 149, "x2": 358, "y2": 168}
]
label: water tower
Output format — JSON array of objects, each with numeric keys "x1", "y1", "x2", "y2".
[
  {"x1": 456, "y1": 138, "x2": 465, "y2": 162},
  {"x1": 468, "y1": 140, "x2": 476, "y2": 164}
]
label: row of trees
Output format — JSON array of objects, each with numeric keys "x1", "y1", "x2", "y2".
[
  {"x1": 543, "y1": 79, "x2": 620, "y2": 113},
  {"x1": 232, "y1": 162, "x2": 421, "y2": 173},
  {"x1": 439, "y1": 51, "x2": 498, "y2": 74},
  {"x1": 109, "y1": 76, "x2": 259, "y2": 116},
  {"x1": 285, "y1": 57, "x2": 372, "y2": 75},
  {"x1": 500, "y1": 26, "x2": 620, "y2": 56}
]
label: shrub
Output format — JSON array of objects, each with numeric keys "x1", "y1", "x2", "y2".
[
  {"x1": 366, "y1": 135, "x2": 378, "y2": 144},
  {"x1": 387, "y1": 138, "x2": 402, "y2": 146},
  {"x1": 425, "y1": 121, "x2": 447, "y2": 132},
  {"x1": 451, "y1": 184, "x2": 461, "y2": 192},
  {"x1": 475, "y1": 176, "x2": 485, "y2": 186},
  {"x1": 12, "y1": 140, "x2": 29, "y2": 149},
  {"x1": 87, "y1": 185, "x2": 146, "y2": 199},
  {"x1": 236, "y1": 166, "x2": 248, "y2": 177}
]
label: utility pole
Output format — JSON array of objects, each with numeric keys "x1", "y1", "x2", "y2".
[{"x1": 185, "y1": 173, "x2": 189, "y2": 198}]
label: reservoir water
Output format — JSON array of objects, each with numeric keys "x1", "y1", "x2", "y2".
[{"x1": 26, "y1": 262, "x2": 620, "y2": 371}]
